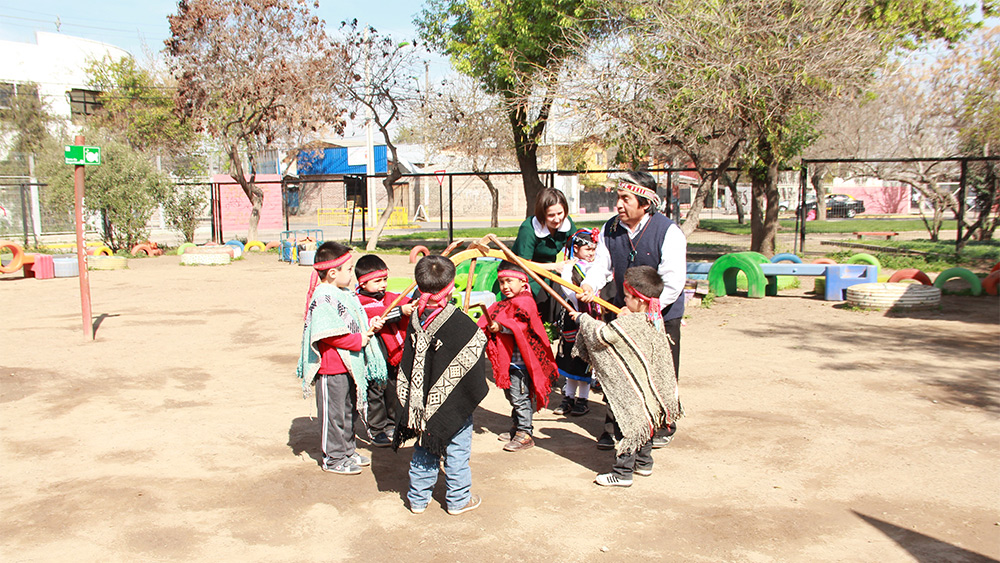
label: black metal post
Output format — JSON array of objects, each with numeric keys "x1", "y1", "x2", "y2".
[
  {"x1": 448, "y1": 175, "x2": 454, "y2": 244},
  {"x1": 281, "y1": 177, "x2": 290, "y2": 232},
  {"x1": 957, "y1": 159, "x2": 967, "y2": 253},
  {"x1": 797, "y1": 165, "x2": 807, "y2": 254},
  {"x1": 439, "y1": 178, "x2": 444, "y2": 230},
  {"x1": 19, "y1": 184, "x2": 29, "y2": 247}
]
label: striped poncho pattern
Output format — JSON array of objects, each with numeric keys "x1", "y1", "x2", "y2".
[{"x1": 572, "y1": 312, "x2": 683, "y2": 455}]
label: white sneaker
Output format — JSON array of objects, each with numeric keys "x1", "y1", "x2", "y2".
[
  {"x1": 350, "y1": 453, "x2": 371, "y2": 467},
  {"x1": 595, "y1": 473, "x2": 632, "y2": 487},
  {"x1": 634, "y1": 467, "x2": 653, "y2": 477}
]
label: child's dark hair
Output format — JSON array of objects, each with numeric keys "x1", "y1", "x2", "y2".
[
  {"x1": 624, "y1": 265, "x2": 663, "y2": 299},
  {"x1": 315, "y1": 241, "x2": 351, "y2": 280},
  {"x1": 497, "y1": 260, "x2": 526, "y2": 278},
  {"x1": 355, "y1": 254, "x2": 388, "y2": 279},
  {"x1": 414, "y1": 255, "x2": 455, "y2": 293}
]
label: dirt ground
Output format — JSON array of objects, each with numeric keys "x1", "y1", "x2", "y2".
[{"x1": 1, "y1": 251, "x2": 997, "y2": 562}]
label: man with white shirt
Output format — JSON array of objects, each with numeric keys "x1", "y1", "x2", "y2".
[{"x1": 577, "y1": 170, "x2": 686, "y2": 450}]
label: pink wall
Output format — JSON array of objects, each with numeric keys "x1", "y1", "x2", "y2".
[
  {"x1": 212, "y1": 174, "x2": 283, "y2": 232},
  {"x1": 830, "y1": 183, "x2": 909, "y2": 215}
]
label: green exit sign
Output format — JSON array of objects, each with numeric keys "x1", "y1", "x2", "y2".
[{"x1": 64, "y1": 145, "x2": 101, "y2": 166}]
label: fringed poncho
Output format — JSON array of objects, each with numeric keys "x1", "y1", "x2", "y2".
[
  {"x1": 573, "y1": 312, "x2": 683, "y2": 455},
  {"x1": 393, "y1": 304, "x2": 490, "y2": 456},
  {"x1": 296, "y1": 284, "x2": 387, "y2": 404}
]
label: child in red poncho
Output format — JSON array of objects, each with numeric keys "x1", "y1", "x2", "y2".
[
  {"x1": 355, "y1": 254, "x2": 413, "y2": 448},
  {"x1": 479, "y1": 260, "x2": 559, "y2": 452}
]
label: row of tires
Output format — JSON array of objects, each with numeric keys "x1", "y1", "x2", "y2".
[{"x1": 175, "y1": 240, "x2": 279, "y2": 256}]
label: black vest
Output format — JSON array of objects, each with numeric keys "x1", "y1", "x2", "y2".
[{"x1": 603, "y1": 212, "x2": 685, "y2": 321}]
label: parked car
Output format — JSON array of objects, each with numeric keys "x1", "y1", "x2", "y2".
[{"x1": 798, "y1": 193, "x2": 866, "y2": 218}]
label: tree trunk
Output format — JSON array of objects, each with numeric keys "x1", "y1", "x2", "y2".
[
  {"x1": 750, "y1": 152, "x2": 780, "y2": 257},
  {"x1": 366, "y1": 175, "x2": 399, "y2": 251},
  {"x1": 680, "y1": 178, "x2": 713, "y2": 236},
  {"x1": 507, "y1": 95, "x2": 551, "y2": 217},
  {"x1": 721, "y1": 171, "x2": 745, "y2": 224},
  {"x1": 811, "y1": 164, "x2": 827, "y2": 221},
  {"x1": 227, "y1": 142, "x2": 263, "y2": 242},
  {"x1": 475, "y1": 171, "x2": 500, "y2": 228}
]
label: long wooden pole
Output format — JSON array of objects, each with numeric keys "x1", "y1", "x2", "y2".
[
  {"x1": 73, "y1": 135, "x2": 94, "y2": 339},
  {"x1": 521, "y1": 259, "x2": 620, "y2": 314},
  {"x1": 486, "y1": 234, "x2": 578, "y2": 314}
]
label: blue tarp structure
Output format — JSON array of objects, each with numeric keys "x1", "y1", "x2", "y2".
[{"x1": 297, "y1": 146, "x2": 388, "y2": 175}]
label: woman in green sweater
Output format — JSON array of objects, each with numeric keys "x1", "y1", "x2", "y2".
[{"x1": 512, "y1": 188, "x2": 576, "y2": 322}]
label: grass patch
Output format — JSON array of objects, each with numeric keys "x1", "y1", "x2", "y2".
[
  {"x1": 828, "y1": 239, "x2": 999, "y2": 272},
  {"x1": 697, "y1": 218, "x2": 959, "y2": 235}
]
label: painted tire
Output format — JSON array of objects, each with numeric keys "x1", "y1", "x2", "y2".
[
  {"x1": 811, "y1": 258, "x2": 837, "y2": 265},
  {"x1": 88, "y1": 256, "x2": 128, "y2": 270},
  {"x1": 264, "y1": 241, "x2": 280, "y2": 250},
  {"x1": 991, "y1": 262, "x2": 1000, "y2": 273},
  {"x1": 708, "y1": 253, "x2": 767, "y2": 298},
  {"x1": 244, "y1": 240, "x2": 266, "y2": 252},
  {"x1": 0, "y1": 240, "x2": 24, "y2": 273},
  {"x1": 982, "y1": 271, "x2": 1000, "y2": 296},
  {"x1": 92, "y1": 246, "x2": 113, "y2": 256},
  {"x1": 933, "y1": 267, "x2": 983, "y2": 296},
  {"x1": 131, "y1": 244, "x2": 153, "y2": 256},
  {"x1": 409, "y1": 245, "x2": 430, "y2": 264},
  {"x1": 176, "y1": 243, "x2": 196, "y2": 255},
  {"x1": 771, "y1": 253, "x2": 802, "y2": 264},
  {"x1": 225, "y1": 240, "x2": 245, "y2": 252},
  {"x1": 181, "y1": 253, "x2": 231, "y2": 266},
  {"x1": 204, "y1": 241, "x2": 219, "y2": 246},
  {"x1": 887, "y1": 268, "x2": 933, "y2": 285},
  {"x1": 846, "y1": 283, "x2": 940, "y2": 310},
  {"x1": 847, "y1": 253, "x2": 881, "y2": 272}
]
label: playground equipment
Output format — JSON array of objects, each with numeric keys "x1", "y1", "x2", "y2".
[
  {"x1": 983, "y1": 271, "x2": 1000, "y2": 296},
  {"x1": 771, "y1": 253, "x2": 803, "y2": 264},
  {"x1": 280, "y1": 229, "x2": 323, "y2": 263},
  {"x1": 846, "y1": 283, "x2": 941, "y2": 310},
  {"x1": 701, "y1": 252, "x2": 877, "y2": 301},
  {"x1": 887, "y1": 268, "x2": 933, "y2": 285},
  {"x1": 176, "y1": 243, "x2": 196, "y2": 255},
  {"x1": 53, "y1": 256, "x2": 79, "y2": 278},
  {"x1": 0, "y1": 240, "x2": 24, "y2": 273},
  {"x1": 933, "y1": 267, "x2": 983, "y2": 296}
]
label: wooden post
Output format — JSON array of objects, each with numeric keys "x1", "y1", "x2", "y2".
[{"x1": 73, "y1": 134, "x2": 94, "y2": 339}]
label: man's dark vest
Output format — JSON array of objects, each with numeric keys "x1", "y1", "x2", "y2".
[{"x1": 603, "y1": 212, "x2": 685, "y2": 321}]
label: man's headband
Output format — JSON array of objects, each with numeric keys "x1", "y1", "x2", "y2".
[
  {"x1": 313, "y1": 252, "x2": 352, "y2": 271},
  {"x1": 618, "y1": 180, "x2": 661, "y2": 208}
]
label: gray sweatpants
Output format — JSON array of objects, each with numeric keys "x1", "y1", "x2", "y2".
[{"x1": 315, "y1": 373, "x2": 358, "y2": 467}]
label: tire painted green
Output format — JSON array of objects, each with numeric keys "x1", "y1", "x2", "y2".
[
  {"x1": 847, "y1": 253, "x2": 881, "y2": 272},
  {"x1": 176, "y1": 243, "x2": 196, "y2": 255},
  {"x1": 708, "y1": 253, "x2": 767, "y2": 298},
  {"x1": 737, "y1": 252, "x2": 778, "y2": 296},
  {"x1": 933, "y1": 267, "x2": 983, "y2": 296}
]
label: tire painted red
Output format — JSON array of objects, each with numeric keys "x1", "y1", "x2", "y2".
[
  {"x1": 887, "y1": 268, "x2": 932, "y2": 285},
  {"x1": 409, "y1": 245, "x2": 430, "y2": 263},
  {"x1": 982, "y1": 271, "x2": 1000, "y2": 296}
]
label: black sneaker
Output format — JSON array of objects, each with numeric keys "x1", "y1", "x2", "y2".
[
  {"x1": 552, "y1": 397, "x2": 574, "y2": 416},
  {"x1": 570, "y1": 398, "x2": 590, "y2": 416},
  {"x1": 596, "y1": 432, "x2": 615, "y2": 450},
  {"x1": 371, "y1": 431, "x2": 392, "y2": 448}
]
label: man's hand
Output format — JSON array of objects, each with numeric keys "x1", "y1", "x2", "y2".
[
  {"x1": 576, "y1": 283, "x2": 595, "y2": 303},
  {"x1": 400, "y1": 303, "x2": 414, "y2": 317}
]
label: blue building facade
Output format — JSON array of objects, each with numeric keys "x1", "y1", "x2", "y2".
[{"x1": 297, "y1": 146, "x2": 388, "y2": 175}]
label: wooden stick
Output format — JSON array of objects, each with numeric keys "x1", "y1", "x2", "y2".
[
  {"x1": 462, "y1": 257, "x2": 478, "y2": 312},
  {"x1": 523, "y1": 260, "x2": 620, "y2": 314},
  {"x1": 486, "y1": 234, "x2": 578, "y2": 314},
  {"x1": 470, "y1": 303, "x2": 491, "y2": 326},
  {"x1": 441, "y1": 239, "x2": 464, "y2": 257}
]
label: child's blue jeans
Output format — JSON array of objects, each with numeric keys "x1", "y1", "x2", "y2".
[{"x1": 407, "y1": 416, "x2": 473, "y2": 512}]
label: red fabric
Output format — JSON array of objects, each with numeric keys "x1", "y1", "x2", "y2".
[
  {"x1": 478, "y1": 289, "x2": 558, "y2": 410},
  {"x1": 317, "y1": 333, "x2": 362, "y2": 375},
  {"x1": 357, "y1": 292, "x2": 411, "y2": 367}
]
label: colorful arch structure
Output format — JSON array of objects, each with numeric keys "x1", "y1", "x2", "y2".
[
  {"x1": 933, "y1": 267, "x2": 983, "y2": 296},
  {"x1": 708, "y1": 252, "x2": 769, "y2": 299}
]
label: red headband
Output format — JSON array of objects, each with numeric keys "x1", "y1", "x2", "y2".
[
  {"x1": 498, "y1": 269, "x2": 528, "y2": 282},
  {"x1": 623, "y1": 281, "x2": 663, "y2": 328},
  {"x1": 357, "y1": 269, "x2": 389, "y2": 285},
  {"x1": 314, "y1": 252, "x2": 352, "y2": 271},
  {"x1": 618, "y1": 180, "x2": 661, "y2": 208},
  {"x1": 417, "y1": 281, "x2": 455, "y2": 316}
]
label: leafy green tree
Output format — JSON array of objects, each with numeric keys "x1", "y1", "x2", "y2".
[
  {"x1": 0, "y1": 82, "x2": 56, "y2": 176},
  {"x1": 416, "y1": 0, "x2": 606, "y2": 215},
  {"x1": 164, "y1": 185, "x2": 207, "y2": 243}
]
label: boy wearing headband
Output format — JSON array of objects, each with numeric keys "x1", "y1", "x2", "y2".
[
  {"x1": 480, "y1": 261, "x2": 559, "y2": 452},
  {"x1": 571, "y1": 266, "x2": 683, "y2": 487},
  {"x1": 393, "y1": 255, "x2": 489, "y2": 515},
  {"x1": 355, "y1": 255, "x2": 414, "y2": 448},
  {"x1": 297, "y1": 242, "x2": 387, "y2": 475}
]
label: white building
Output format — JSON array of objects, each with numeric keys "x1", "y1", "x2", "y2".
[{"x1": 0, "y1": 31, "x2": 130, "y2": 122}]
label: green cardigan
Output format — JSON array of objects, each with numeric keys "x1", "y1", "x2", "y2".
[{"x1": 512, "y1": 216, "x2": 576, "y2": 264}]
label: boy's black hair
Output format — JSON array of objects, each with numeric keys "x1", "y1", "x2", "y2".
[
  {"x1": 414, "y1": 255, "x2": 455, "y2": 293},
  {"x1": 355, "y1": 254, "x2": 388, "y2": 279},
  {"x1": 497, "y1": 260, "x2": 527, "y2": 277},
  {"x1": 624, "y1": 265, "x2": 663, "y2": 299},
  {"x1": 315, "y1": 241, "x2": 351, "y2": 280}
]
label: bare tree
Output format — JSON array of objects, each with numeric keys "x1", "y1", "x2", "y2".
[
  {"x1": 166, "y1": 0, "x2": 345, "y2": 241},
  {"x1": 417, "y1": 77, "x2": 516, "y2": 227}
]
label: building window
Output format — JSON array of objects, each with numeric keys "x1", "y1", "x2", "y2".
[
  {"x1": 0, "y1": 83, "x2": 14, "y2": 109},
  {"x1": 67, "y1": 88, "x2": 102, "y2": 120}
]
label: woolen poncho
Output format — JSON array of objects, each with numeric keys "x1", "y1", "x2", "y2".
[
  {"x1": 296, "y1": 284, "x2": 387, "y2": 402},
  {"x1": 573, "y1": 312, "x2": 683, "y2": 455},
  {"x1": 393, "y1": 304, "x2": 490, "y2": 456}
]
